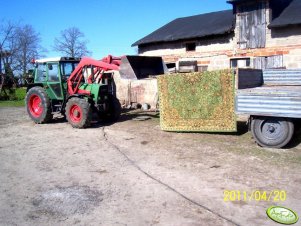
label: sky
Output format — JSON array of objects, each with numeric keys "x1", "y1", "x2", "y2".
[{"x1": 1, "y1": 0, "x2": 231, "y2": 59}]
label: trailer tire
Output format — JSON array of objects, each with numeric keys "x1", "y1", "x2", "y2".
[
  {"x1": 251, "y1": 117, "x2": 294, "y2": 148},
  {"x1": 66, "y1": 97, "x2": 91, "y2": 128},
  {"x1": 25, "y1": 86, "x2": 52, "y2": 123}
]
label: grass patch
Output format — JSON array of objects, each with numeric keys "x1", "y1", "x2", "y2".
[
  {"x1": 0, "y1": 87, "x2": 26, "y2": 107},
  {"x1": 0, "y1": 100, "x2": 25, "y2": 107},
  {"x1": 0, "y1": 87, "x2": 26, "y2": 100}
]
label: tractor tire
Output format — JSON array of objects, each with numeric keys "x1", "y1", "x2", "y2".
[
  {"x1": 104, "y1": 95, "x2": 121, "y2": 122},
  {"x1": 25, "y1": 86, "x2": 52, "y2": 123},
  {"x1": 66, "y1": 97, "x2": 92, "y2": 128},
  {"x1": 251, "y1": 117, "x2": 294, "y2": 148}
]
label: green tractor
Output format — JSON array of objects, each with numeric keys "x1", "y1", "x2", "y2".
[
  {"x1": 25, "y1": 56, "x2": 122, "y2": 128},
  {"x1": 25, "y1": 55, "x2": 166, "y2": 128}
]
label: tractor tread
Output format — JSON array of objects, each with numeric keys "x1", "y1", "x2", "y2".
[
  {"x1": 25, "y1": 86, "x2": 52, "y2": 123},
  {"x1": 66, "y1": 97, "x2": 92, "y2": 128}
]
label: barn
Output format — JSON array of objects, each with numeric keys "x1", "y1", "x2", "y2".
[{"x1": 132, "y1": 0, "x2": 301, "y2": 70}]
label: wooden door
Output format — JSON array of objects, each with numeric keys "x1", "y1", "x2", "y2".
[{"x1": 238, "y1": 2, "x2": 266, "y2": 49}]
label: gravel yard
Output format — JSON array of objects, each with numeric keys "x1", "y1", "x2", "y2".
[{"x1": 0, "y1": 107, "x2": 300, "y2": 226}]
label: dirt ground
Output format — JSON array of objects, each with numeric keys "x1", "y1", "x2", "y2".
[{"x1": 0, "y1": 107, "x2": 300, "y2": 226}]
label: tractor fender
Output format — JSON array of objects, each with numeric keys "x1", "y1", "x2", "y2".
[{"x1": 66, "y1": 94, "x2": 92, "y2": 102}]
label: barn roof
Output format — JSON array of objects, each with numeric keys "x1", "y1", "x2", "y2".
[
  {"x1": 132, "y1": 10, "x2": 234, "y2": 47},
  {"x1": 269, "y1": 0, "x2": 301, "y2": 28},
  {"x1": 226, "y1": 0, "x2": 249, "y2": 3}
]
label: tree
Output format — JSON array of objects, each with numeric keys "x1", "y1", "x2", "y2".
[
  {"x1": 53, "y1": 27, "x2": 91, "y2": 58},
  {"x1": 0, "y1": 21, "x2": 45, "y2": 77},
  {"x1": 14, "y1": 25, "x2": 45, "y2": 76},
  {"x1": 0, "y1": 20, "x2": 16, "y2": 74}
]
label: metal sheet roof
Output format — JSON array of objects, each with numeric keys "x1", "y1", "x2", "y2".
[
  {"x1": 227, "y1": 0, "x2": 250, "y2": 3},
  {"x1": 132, "y1": 10, "x2": 234, "y2": 46},
  {"x1": 35, "y1": 57, "x2": 80, "y2": 63},
  {"x1": 269, "y1": 0, "x2": 301, "y2": 28}
]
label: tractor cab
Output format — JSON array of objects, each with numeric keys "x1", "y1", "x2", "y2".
[{"x1": 33, "y1": 57, "x2": 80, "y2": 101}]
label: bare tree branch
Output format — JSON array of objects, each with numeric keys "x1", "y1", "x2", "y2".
[
  {"x1": 13, "y1": 24, "x2": 45, "y2": 76},
  {"x1": 53, "y1": 27, "x2": 91, "y2": 58},
  {"x1": 1, "y1": 21, "x2": 45, "y2": 76}
]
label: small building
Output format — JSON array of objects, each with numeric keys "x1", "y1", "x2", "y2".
[{"x1": 132, "y1": 0, "x2": 301, "y2": 70}]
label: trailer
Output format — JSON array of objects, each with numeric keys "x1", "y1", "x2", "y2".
[
  {"x1": 236, "y1": 68, "x2": 301, "y2": 148},
  {"x1": 158, "y1": 68, "x2": 301, "y2": 148}
]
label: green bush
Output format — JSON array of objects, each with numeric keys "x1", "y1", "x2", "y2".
[{"x1": 15, "y1": 88, "x2": 27, "y2": 100}]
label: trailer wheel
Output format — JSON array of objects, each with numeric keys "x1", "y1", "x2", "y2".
[
  {"x1": 25, "y1": 86, "x2": 52, "y2": 123},
  {"x1": 66, "y1": 97, "x2": 91, "y2": 128},
  {"x1": 251, "y1": 117, "x2": 294, "y2": 148}
]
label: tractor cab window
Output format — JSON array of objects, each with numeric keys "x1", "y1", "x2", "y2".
[
  {"x1": 36, "y1": 64, "x2": 47, "y2": 82},
  {"x1": 48, "y1": 63, "x2": 59, "y2": 82},
  {"x1": 60, "y1": 62, "x2": 79, "y2": 80}
]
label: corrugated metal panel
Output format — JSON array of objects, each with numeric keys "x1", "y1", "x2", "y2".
[
  {"x1": 263, "y1": 69, "x2": 301, "y2": 85},
  {"x1": 237, "y1": 86, "x2": 301, "y2": 96},
  {"x1": 236, "y1": 95, "x2": 301, "y2": 118},
  {"x1": 236, "y1": 86, "x2": 301, "y2": 118}
]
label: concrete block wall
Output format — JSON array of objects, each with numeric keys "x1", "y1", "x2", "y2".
[
  {"x1": 283, "y1": 49, "x2": 301, "y2": 68},
  {"x1": 139, "y1": 42, "x2": 186, "y2": 56}
]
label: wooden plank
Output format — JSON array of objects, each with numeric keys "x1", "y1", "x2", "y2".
[
  {"x1": 238, "y1": 2, "x2": 266, "y2": 49},
  {"x1": 239, "y1": 14, "x2": 248, "y2": 49},
  {"x1": 266, "y1": 55, "x2": 283, "y2": 69},
  {"x1": 254, "y1": 55, "x2": 283, "y2": 69}
]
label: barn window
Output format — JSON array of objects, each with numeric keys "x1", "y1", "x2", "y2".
[
  {"x1": 186, "y1": 42, "x2": 196, "y2": 51},
  {"x1": 230, "y1": 58, "x2": 251, "y2": 68}
]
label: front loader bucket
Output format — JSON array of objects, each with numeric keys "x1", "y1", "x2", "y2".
[{"x1": 119, "y1": 56, "x2": 166, "y2": 80}]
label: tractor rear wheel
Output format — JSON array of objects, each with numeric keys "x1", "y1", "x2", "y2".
[
  {"x1": 105, "y1": 95, "x2": 121, "y2": 122},
  {"x1": 66, "y1": 97, "x2": 91, "y2": 128},
  {"x1": 25, "y1": 86, "x2": 52, "y2": 123}
]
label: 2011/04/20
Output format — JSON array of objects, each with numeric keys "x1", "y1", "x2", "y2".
[{"x1": 224, "y1": 190, "x2": 286, "y2": 202}]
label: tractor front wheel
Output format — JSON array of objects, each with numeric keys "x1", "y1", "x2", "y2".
[
  {"x1": 25, "y1": 86, "x2": 52, "y2": 123},
  {"x1": 66, "y1": 97, "x2": 91, "y2": 128}
]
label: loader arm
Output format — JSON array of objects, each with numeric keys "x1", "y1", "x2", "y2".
[{"x1": 67, "y1": 56, "x2": 120, "y2": 95}]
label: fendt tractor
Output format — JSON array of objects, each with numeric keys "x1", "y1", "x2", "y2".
[{"x1": 25, "y1": 55, "x2": 165, "y2": 128}]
